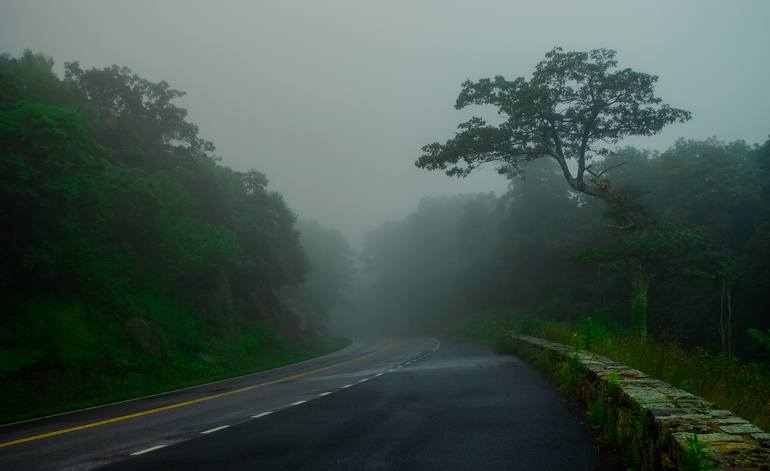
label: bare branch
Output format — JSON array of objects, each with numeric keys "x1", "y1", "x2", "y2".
[{"x1": 586, "y1": 161, "x2": 627, "y2": 181}]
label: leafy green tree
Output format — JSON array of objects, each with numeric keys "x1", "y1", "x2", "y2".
[
  {"x1": 417, "y1": 47, "x2": 689, "y2": 212},
  {"x1": 0, "y1": 101, "x2": 104, "y2": 292},
  {"x1": 63, "y1": 62, "x2": 214, "y2": 169},
  {"x1": 574, "y1": 227, "x2": 726, "y2": 339},
  {"x1": 417, "y1": 47, "x2": 690, "y2": 336},
  {"x1": 294, "y1": 220, "x2": 355, "y2": 328},
  {"x1": 0, "y1": 49, "x2": 323, "y2": 418},
  {"x1": 603, "y1": 139, "x2": 762, "y2": 347}
]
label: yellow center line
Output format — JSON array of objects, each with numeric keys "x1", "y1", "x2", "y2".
[{"x1": 0, "y1": 343, "x2": 389, "y2": 448}]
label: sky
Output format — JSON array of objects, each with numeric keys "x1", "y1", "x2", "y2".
[{"x1": 2, "y1": 0, "x2": 769, "y2": 246}]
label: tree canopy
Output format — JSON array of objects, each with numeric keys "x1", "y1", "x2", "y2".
[
  {"x1": 417, "y1": 47, "x2": 690, "y2": 210},
  {"x1": 0, "y1": 51, "x2": 353, "y2": 414}
]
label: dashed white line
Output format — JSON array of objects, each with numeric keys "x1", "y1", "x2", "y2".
[
  {"x1": 201, "y1": 425, "x2": 230, "y2": 434},
  {"x1": 374, "y1": 373, "x2": 383, "y2": 377},
  {"x1": 252, "y1": 411, "x2": 273, "y2": 418},
  {"x1": 341, "y1": 384, "x2": 353, "y2": 388},
  {"x1": 289, "y1": 400, "x2": 307, "y2": 406},
  {"x1": 358, "y1": 378, "x2": 369, "y2": 383},
  {"x1": 318, "y1": 391, "x2": 332, "y2": 397},
  {"x1": 131, "y1": 444, "x2": 167, "y2": 456}
]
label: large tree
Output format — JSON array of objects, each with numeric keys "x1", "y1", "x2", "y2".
[{"x1": 416, "y1": 47, "x2": 691, "y2": 336}]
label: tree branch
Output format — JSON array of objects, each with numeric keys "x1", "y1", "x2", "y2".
[{"x1": 586, "y1": 161, "x2": 627, "y2": 181}]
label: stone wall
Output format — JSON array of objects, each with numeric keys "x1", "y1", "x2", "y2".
[{"x1": 504, "y1": 335, "x2": 770, "y2": 470}]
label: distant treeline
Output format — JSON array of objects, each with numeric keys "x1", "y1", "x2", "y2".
[
  {"x1": 0, "y1": 51, "x2": 352, "y2": 422},
  {"x1": 361, "y1": 139, "x2": 770, "y2": 358}
]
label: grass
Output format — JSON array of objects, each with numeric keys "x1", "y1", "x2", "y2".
[
  {"x1": 461, "y1": 309, "x2": 770, "y2": 431},
  {"x1": 0, "y1": 293, "x2": 350, "y2": 425},
  {"x1": 0, "y1": 336, "x2": 347, "y2": 425}
]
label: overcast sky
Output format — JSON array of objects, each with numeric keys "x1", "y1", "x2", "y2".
[{"x1": 2, "y1": 1, "x2": 769, "y2": 246}]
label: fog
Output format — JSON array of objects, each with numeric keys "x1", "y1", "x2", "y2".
[
  {"x1": 2, "y1": 0, "x2": 769, "y2": 247},
  {"x1": 3, "y1": 1, "x2": 770, "y2": 339}
]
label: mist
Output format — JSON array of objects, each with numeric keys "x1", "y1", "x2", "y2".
[
  {"x1": 2, "y1": 0, "x2": 770, "y2": 340},
  {"x1": 2, "y1": 1, "x2": 768, "y2": 249},
  {"x1": 5, "y1": 2, "x2": 770, "y2": 466}
]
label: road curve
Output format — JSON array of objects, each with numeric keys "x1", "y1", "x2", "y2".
[
  {"x1": 0, "y1": 337, "x2": 432, "y2": 470},
  {"x1": 1, "y1": 339, "x2": 618, "y2": 470}
]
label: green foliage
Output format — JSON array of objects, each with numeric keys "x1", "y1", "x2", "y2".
[
  {"x1": 417, "y1": 47, "x2": 689, "y2": 188},
  {"x1": 630, "y1": 278, "x2": 648, "y2": 340},
  {"x1": 468, "y1": 312, "x2": 770, "y2": 431},
  {"x1": 411, "y1": 46, "x2": 770, "y2": 353},
  {"x1": 391, "y1": 134, "x2": 770, "y2": 355},
  {"x1": 683, "y1": 434, "x2": 712, "y2": 471},
  {"x1": 574, "y1": 316, "x2": 611, "y2": 351},
  {"x1": 154, "y1": 211, "x2": 241, "y2": 279},
  {"x1": 747, "y1": 328, "x2": 770, "y2": 356},
  {"x1": 0, "y1": 50, "x2": 352, "y2": 423},
  {"x1": 587, "y1": 401, "x2": 609, "y2": 428}
]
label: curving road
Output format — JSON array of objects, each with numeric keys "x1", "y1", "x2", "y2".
[{"x1": 0, "y1": 338, "x2": 618, "y2": 470}]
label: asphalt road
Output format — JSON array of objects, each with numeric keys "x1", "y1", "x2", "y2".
[{"x1": 0, "y1": 338, "x2": 619, "y2": 470}]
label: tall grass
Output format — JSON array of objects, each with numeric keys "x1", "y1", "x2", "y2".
[{"x1": 463, "y1": 309, "x2": 770, "y2": 431}]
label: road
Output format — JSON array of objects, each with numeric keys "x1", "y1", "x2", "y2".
[{"x1": 0, "y1": 338, "x2": 618, "y2": 470}]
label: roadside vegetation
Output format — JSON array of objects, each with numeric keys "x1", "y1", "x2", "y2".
[
  {"x1": 461, "y1": 310, "x2": 770, "y2": 431},
  {"x1": 0, "y1": 51, "x2": 353, "y2": 424}
]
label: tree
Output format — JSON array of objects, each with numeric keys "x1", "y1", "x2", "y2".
[
  {"x1": 417, "y1": 47, "x2": 689, "y2": 224},
  {"x1": 293, "y1": 220, "x2": 355, "y2": 329},
  {"x1": 416, "y1": 47, "x2": 691, "y2": 336},
  {"x1": 573, "y1": 226, "x2": 726, "y2": 340}
]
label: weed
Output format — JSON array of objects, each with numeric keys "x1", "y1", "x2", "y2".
[
  {"x1": 587, "y1": 401, "x2": 608, "y2": 428},
  {"x1": 462, "y1": 310, "x2": 770, "y2": 430},
  {"x1": 682, "y1": 434, "x2": 712, "y2": 471}
]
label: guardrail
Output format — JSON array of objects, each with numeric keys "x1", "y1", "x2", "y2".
[{"x1": 502, "y1": 335, "x2": 770, "y2": 470}]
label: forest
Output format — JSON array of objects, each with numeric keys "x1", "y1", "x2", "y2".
[
  {"x1": 2, "y1": 45, "x2": 769, "y2": 430},
  {"x1": 355, "y1": 48, "x2": 770, "y2": 428},
  {"x1": 356, "y1": 139, "x2": 770, "y2": 429},
  {"x1": 0, "y1": 51, "x2": 354, "y2": 423},
  {"x1": 362, "y1": 140, "x2": 770, "y2": 358}
]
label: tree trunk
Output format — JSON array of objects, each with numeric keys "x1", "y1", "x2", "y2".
[
  {"x1": 718, "y1": 279, "x2": 734, "y2": 358},
  {"x1": 597, "y1": 265, "x2": 606, "y2": 307},
  {"x1": 631, "y1": 265, "x2": 651, "y2": 341},
  {"x1": 719, "y1": 278, "x2": 727, "y2": 355},
  {"x1": 726, "y1": 285, "x2": 733, "y2": 359}
]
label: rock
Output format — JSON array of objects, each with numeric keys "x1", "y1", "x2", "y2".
[{"x1": 720, "y1": 424, "x2": 765, "y2": 435}]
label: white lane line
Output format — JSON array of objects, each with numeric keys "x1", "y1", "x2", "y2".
[
  {"x1": 374, "y1": 373, "x2": 383, "y2": 377},
  {"x1": 396, "y1": 365, "x2": 403, "y2": 368},
  {"x1": 358, "y1": 378, "x2": 368, "y2": 383},
  {"x1": 290, "y1": 400, "x2": 307, "y2": 406},
  {"x1": 318, "y1": 391, "x2": 332, "y2": 397},
  {"x1": 131, "y1": 444, "x2": 167, "y2": 456},
  {"x1": 252, "y1": 411, "x2": 273, "y2": 419},
  {"x1": 201, "y1": 425, "x2": 230, "y2": 434},
  {"x1": 341, "y1": 384, "x2": 353, "y2": 389}
]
